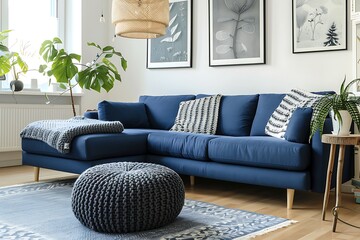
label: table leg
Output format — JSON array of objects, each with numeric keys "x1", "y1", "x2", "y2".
[
  {"x1": 34, "y1": 167, "x2": 40, "y2": 182},
  {"x1": 322, "y1": 144, "x2": 336, "y2": 220},
  {"x1": 332, "y1": 144, "x2": 345, "y2": 232}
]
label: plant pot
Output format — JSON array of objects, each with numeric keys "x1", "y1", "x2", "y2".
[
  {"x1": 331, "y1": 110, "x2": 352, "y2": 136},
  {"x1": 10, "y1": 80, "x2": 24, "y2": 92}
]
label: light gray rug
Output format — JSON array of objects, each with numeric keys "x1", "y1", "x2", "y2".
[{"x1": 0, "y1": 180, "x2": 296, "y2": 240}]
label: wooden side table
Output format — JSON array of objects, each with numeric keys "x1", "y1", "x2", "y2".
[{"x1": 321, "y1": 134, "x2": 360, "y2": 232}]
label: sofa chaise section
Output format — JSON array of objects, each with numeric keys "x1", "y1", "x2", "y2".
[{"x1": 22, "y1": 129, "x2": 166, "y2": 180}]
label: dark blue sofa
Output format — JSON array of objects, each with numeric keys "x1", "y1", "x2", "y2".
[{"x1": 21, "y1": 94, "x2": 354, "y2": 209}]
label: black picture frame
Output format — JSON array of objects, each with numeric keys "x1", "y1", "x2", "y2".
[
  {"x1": 209, "y1": 0, "x2": 266, "y2": 67},
  {"x1": 292, "y1": 0, "x2": 347, "y2": 54},
  {"x1": 147, "y1": 0, "x2": 192, "y2": 69}
]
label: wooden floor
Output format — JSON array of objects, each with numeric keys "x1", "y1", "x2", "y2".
[{"x1": 1, "y1": 166, "x2": 360, "y2": 239}]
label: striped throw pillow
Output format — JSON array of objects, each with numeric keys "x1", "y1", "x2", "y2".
[
  {"x1": 170, "y1": 94, "x2": 222, "y2": 135},
  {"x1": 265, "y1": 89, "x2": 322, "y2": 139}
]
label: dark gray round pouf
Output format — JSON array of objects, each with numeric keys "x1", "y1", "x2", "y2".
[{"x1": 71, "y1": 162, "x2": 185, "y2": 233}]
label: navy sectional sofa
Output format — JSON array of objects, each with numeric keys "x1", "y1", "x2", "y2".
[{"x1": 22, "y1": 94, "x2": 354, "y2": 209}]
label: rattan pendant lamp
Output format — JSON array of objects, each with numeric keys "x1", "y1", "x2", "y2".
[{"x1": 112, "y1": 0, "x2": 169, "y2": 39}]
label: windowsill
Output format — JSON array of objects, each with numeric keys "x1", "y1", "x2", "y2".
[{"x1": 0, "y1": 90, "x2": 83, "y2": 97}]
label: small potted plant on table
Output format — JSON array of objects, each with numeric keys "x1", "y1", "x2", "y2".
[{"x1": 310, "y1": 78, "x2": 360, "y2": 139}]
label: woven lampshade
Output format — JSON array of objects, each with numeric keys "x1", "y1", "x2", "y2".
[{"x1": 112, "y1": 0, "x2": 169, "y2": 39}]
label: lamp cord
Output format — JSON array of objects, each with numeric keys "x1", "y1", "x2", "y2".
[{"x1": 332, "y1": 206, "x2": 360, "y2": 229}]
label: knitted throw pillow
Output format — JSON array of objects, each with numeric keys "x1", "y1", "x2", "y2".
[
  {"x1": 170, "y1": 94, "x2": 222, "y2": 135},
  {"x1": 265, "y1": 89, "x2": 321, "y2": 139}
]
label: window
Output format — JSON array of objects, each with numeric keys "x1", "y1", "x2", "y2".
[{"x1": 0, "y1": 0, "x2": 65, "y2": 92}]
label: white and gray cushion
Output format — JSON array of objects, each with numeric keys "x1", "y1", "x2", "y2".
[
  {"x1": 265, "y1": 89, "x2": 321, "y2": 139},
  {"x1": 170, "y1": 94, "x2": 222, "y2": 135}
]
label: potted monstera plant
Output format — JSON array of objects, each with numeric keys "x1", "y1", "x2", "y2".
[
  {"x1": 39, "y1": 38, "x2": 127, "y2": 116},
  {"x1": 310, "y1": 78, "x2": 360, "y2": 139},
  {"x1": 0, "y1": 30, "x2": 28, "y2": 91}
]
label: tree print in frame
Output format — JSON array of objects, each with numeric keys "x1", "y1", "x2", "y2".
[
  {"x1": 147, "y1": 0, "x2": 192, "y2": 69},
  {"x1": 209, "y1": 0, "x2": 265, "y2": 67},
  {"x1": 293, "y1": 0, "x2": 347, "y2": 53}
]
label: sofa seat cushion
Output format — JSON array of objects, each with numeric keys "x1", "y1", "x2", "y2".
[
  {"x1": 22, "y1": 129, "x2": 166, "y2": 161},
  {"x1": 208, "y1": 136, "x2": 311, "y2": 171},
  {"x1": 148, "y1": 132, "x2": 218, "y2": 161}
]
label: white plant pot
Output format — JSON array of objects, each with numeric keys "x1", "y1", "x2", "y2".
[{"x1": 331, "y1": 110, "x2": 352, "y2": 136}]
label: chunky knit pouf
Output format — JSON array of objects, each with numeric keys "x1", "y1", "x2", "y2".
[{"x1": 71, "y1": 162, "x2": 185, "y2": 233}]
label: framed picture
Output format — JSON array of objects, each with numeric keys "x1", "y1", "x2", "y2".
[
  {"x1": 351, "y1": 0, "x2": 360, "y2": 19},
  {"x1": 0, "y1": 75, "x2": 5, "y2": 81},
  {"x1": 292, "y1": 0, "x2": 347, "y2": 53},
  {"x1": 147, "y1": 0, "x2": 192, "y2": 69},
  {"x1": 209, "y1": 0, "x2": 265, "y2": 67}
]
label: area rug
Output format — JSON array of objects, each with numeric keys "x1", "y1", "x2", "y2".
[{"x1": 0, "y1": 180, "x2": 296, "y2": 240}]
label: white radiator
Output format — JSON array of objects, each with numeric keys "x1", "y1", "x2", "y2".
[{"x1": 0, "y1": 104, "x2": 80, "y2": 152}]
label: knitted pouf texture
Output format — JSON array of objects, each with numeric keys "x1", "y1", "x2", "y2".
[{"x1": 71, "y1": 162, "x2": 185, "y2": 233}]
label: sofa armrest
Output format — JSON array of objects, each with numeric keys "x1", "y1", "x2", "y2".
[
  {"x1": 310, "y1": 118, "x2": 354, "y2": 192},
  {"x1": 84, "y1": 111, "x2": 99, "y2": 120}
]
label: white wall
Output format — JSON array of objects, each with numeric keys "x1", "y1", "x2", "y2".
[
  {"x1": 107, "y1": 0, "x2": 352, "y2": 102},
  {"x1": 79, "y1": 0, "x2": 112, "y2": 113}
]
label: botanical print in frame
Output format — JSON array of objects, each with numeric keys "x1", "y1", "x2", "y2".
[
  {"x1": 209, "y1": 0, "x2": 265, "y2": 67},
  {"x1": 147, "y1": 0, "x2": 192, "y2": 69},
  {"x1": 293, "y1": 0, "x2": 347, "y2": 53}
]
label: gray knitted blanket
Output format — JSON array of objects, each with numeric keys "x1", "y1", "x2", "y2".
[{"x1": 20, "y1": 117, "x2": 124, "y2": 153}]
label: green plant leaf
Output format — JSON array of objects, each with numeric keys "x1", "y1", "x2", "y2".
[
  {"x1": 77, "y1": 63, "x2": 118, "y2": 93},
  {"x1": 87, "y1": 42, "x2": 101, "y2": 50},
  {"x1": 345, "y1": 101, "x2": 360, "y2": 130},
  {"x1": 59, "y1": 83, "x2": 67, "y2": 90},
  {"x1": 113, "y1": 51, "x2": 123, "y2": 57},
  {"x1": 16, "y1": 55, "x2": 28, "y2": 74},
  {"x1": 51, "y1": 53, "x2": 79, "y2": 83},
  {"x1": 344, "y1": 78, "x2": 360, "y2": 93},
  {"x1": 69, "y1": 53, "x2": 81, "y2": 62},
  {"x1": 340, "y1": 78, "x2": 346, "y2": 95},
  {"x1": 121, "y1": 58, "x2": 127, "y2": 71},
  {"x1": 0, "y1": 45, "x2": 9, "y2": 52},
  {"x1": 309, "y1": 96, "x2": 333, "y2": 141},
  {"x1": 103, "y1": 46, "x2": 114, "y2": 51},
  {"x1": 52, "y1": 37, "x2": 62, "y2": 44},
  {"x1": 39, "y1": 64, "x2": 48, "y2": 73},
  {"x1": 39, "y1": 39, "x2": 59, "y2": 62},
  {"x1": 0, "y1": 29, "x2": 11, "y2": 42},
  {"x1": 0, "y1": 56, "x2": 11, "y2": 75},
  {"x1": 102, "y1": 58, "x2": 118, "y2": 72}
]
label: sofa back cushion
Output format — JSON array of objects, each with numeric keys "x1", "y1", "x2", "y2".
[
  {"x1": 98, "y1": 101, "x2": 150, "y2": 128},
  {"x1": 197, "y1": 94, "x2": 259, "y2": 136},
  {"x1": 250, "y1": 94, "x2": 285, "y2": 136},
  {"x1": 284, "y1": 107, "x2": 313, "y2": 144},
  {"x1": 139, "y1": 95, "x2": 196, "y2": 130}
]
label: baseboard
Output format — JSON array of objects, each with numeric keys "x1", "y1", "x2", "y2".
[{"x1": 0, "y1": 151, "x2": 22, "y2": 167}]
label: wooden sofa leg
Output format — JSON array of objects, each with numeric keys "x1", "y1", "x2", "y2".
[
  {"x1": 287, "y1": 189, "x2": 295, "y2": 209},
  {"x1": 190, "y1": 176, "x2": 195, "y2": 187},
  {"x1": 34, "y1": 167, "x2": 40, "y2": 182}
]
